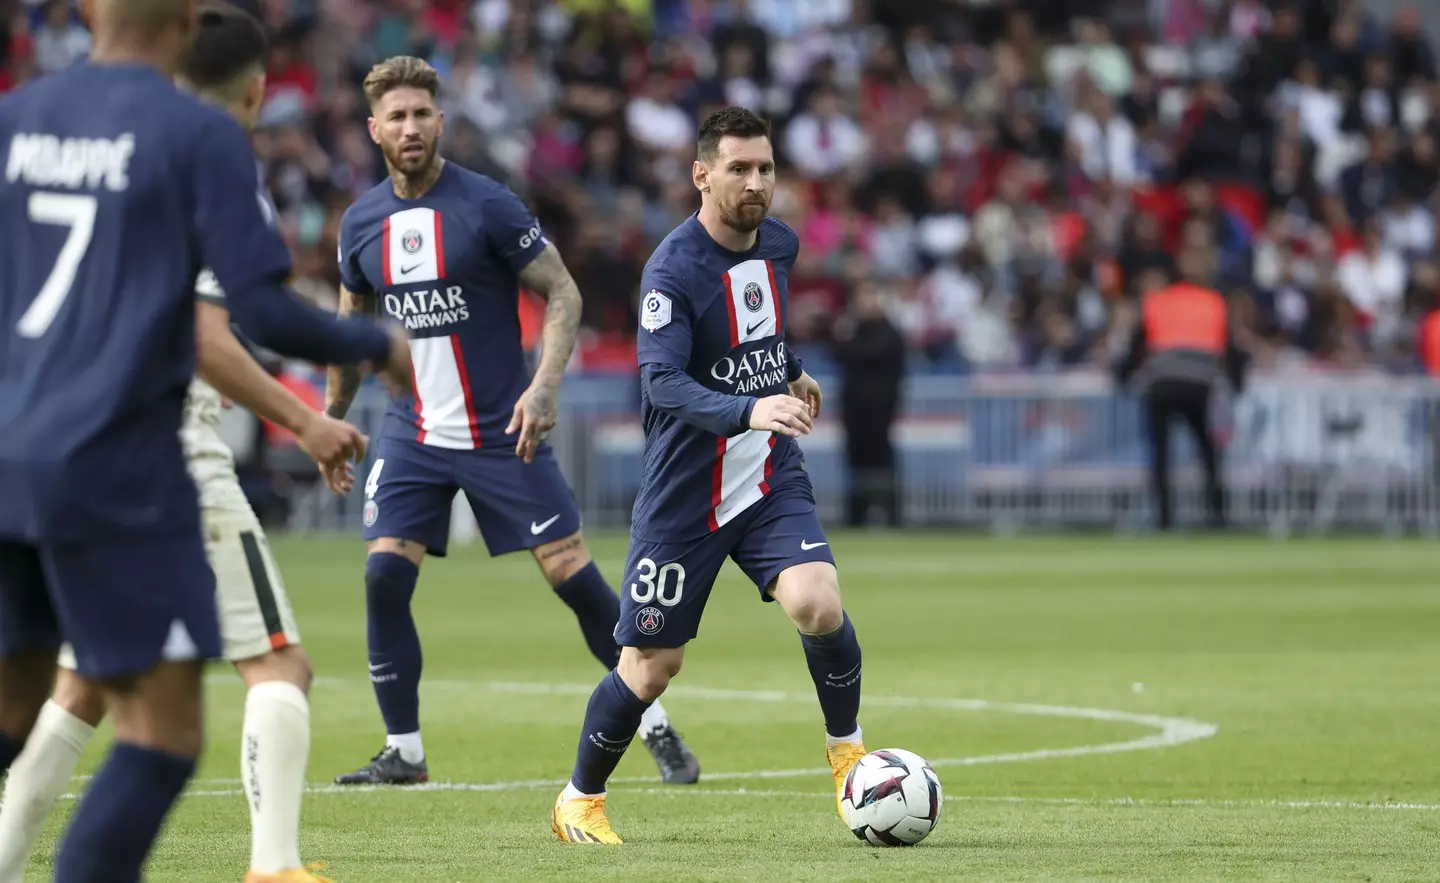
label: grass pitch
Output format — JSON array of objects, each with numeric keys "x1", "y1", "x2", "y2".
[{"x1": 22, "y1": 532, "x2": 1440, "y2": 881}]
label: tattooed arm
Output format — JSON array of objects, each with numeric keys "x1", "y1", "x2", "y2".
[
  {"x1": 507, "y1": 242, "x2": 583, "y2": 462},
  {"x1": 324, "y1": 284, "x2": 380, "y2": 420},
  {"x1": 520, "y1": 242, "x2": 583, "y2": 389}
]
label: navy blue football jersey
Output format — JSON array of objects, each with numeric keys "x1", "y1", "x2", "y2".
[
  {"x1": 632, "y1": 215, "x2": 807, "y2": 542},
  {"x1": 339, "y1": 161, "x2": 548, "y2": 450},
  {"x1": 0, "y1": 63, "x2": 295, "y2": 541}
]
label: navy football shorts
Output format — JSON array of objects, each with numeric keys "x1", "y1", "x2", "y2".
[
  {"x1": 0, "y1": 528, "x2": 221, "y2": 680},
  {"x1": 361, "y1": 435, "x2": 582, "y2": 557},
  {"x1": 614, "y1": 479, "x2": 837, "y2": 648}
]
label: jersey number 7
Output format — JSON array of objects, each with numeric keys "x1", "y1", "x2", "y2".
[{"x1": 16, "y1": 192, "x2": 97, "y2": 339}]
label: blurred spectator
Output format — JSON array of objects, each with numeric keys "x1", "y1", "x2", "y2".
[
  {"x1": 834, "y1": 279, "x2": 905, "y2": 527},
  {"x1": 1, "y1": 0, "x2": 1437, "y2": 379}
]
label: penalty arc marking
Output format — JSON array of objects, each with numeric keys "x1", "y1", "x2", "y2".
[
  {"x1": 61, "y1": 680, "x2": 1440, "y2": 810},
  {"x1": 61, "y1": 679, "x2": 1218, "y2": 803}
]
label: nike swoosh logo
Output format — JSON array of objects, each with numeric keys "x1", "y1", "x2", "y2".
[
  {"x1": 746, "y1": 320, "x2": 768, "y2": 336},
  {"x1": 368, "y1": 662, "x2": 392, "y2": 672},
  {"x1": 531, "y1": 514, "x2": 560, "y2": 535},
  {"x1": 400, "y1": 262, "x2": 422, "y2": 275},
  {"x1": 826, "y1": 662, "x2": 861, "y2": 681},
  {"x1": 800, "y1": 540, "x2": 828, "y2": 550}
]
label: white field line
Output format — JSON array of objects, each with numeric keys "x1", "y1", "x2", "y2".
[{"x1": 64, "y1": 680, "x2": 1436, "y2": 811}]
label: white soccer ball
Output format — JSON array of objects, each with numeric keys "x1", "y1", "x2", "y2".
[{"x1": 839, "y1": 748, "x2": 943, "y2": 846}]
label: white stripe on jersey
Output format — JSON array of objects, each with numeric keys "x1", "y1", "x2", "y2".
[
  {"x1": 709, "y1": 258, "x2": 784, "y2": 529},
  {"x1": 410, "y1": 335, "x2": 481, "y2": 449}
]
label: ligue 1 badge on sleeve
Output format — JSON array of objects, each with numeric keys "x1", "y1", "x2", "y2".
[
  {"x1": 363, "y1": 499, "x2": 379, "y2": 527},
  {"x1": 640, "y1": 289, "x2": 672, "y2": 332}
]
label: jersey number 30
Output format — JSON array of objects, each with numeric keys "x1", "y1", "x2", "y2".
[
  {"x1": 630, "y1": 558, "x2": 685, "y2": 606},
  {"x1": 16, "y1": 192, "x2": 98, "y2": 338}
]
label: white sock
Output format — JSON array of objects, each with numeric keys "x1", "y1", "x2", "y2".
[
  {"x1": 826, "y1": 726, "x2": 863, "y2": 747},
  {"x1": 639, "y1": 700, "x2": 670, "y2": 736},
  {"x1": 561, "y1": 781, "x2": 602, "y2": 800},
  {"x1": 385, "y1": 731, "x2": 424, "y2": 764},
  {"x1": 0, "y1": 700, "x2": 95, "y2": 883},
  {"x1": 242, "y1": 681, "x2": 310, "y2": 874}
]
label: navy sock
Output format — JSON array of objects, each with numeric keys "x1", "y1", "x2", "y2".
[
  {"x1": 0, "y1": 732, "x2": 24, "y2": 773},
  {"x1": 53, "y1": 741, "x2": 194, "y2": 883},
  {"x1": 799, "y1": 612, "x2": 863, "y2": 738},
  {"x1": 365, "y1": 552, "x2": 423, "y2": 735},
  {"x1": 570, "y1": 669, "x2": 651, "y2": 794},
  {"x1": 553, "y1": 562, "x2": 622, "y2": 669}
]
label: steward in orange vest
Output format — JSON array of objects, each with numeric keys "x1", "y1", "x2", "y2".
[{"x1": 1115, "y1": 256, "x2": 1247, "y2": 530}]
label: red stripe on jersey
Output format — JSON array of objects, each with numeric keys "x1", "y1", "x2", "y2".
[
  {"x1": 432, "y1": 211, "x2": 447, "y2": 278},
  {"x1": 411, "y1": 362, "x2": 426, "y2": 443},
  {"x1": 764, "y1": 260, "x2": 782, "y2": 333},
  {"x1": 758, "y1": 435, "x2": 777, "y2": 495},
  {"x1": 449, "y1": 335, "x2": 482, "y2": 448},
  {"x1": 382, "y1": 216, "x2": 393, "y2": 286},
  {"x1": 708, "y1": 436, "x2": 727, "y2": 532},
  {"x1": 721, "y1": 271, "x2": 740, "y2": 346}
]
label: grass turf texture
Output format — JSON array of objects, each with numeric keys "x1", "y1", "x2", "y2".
[{"x1": 20, "y1": 533, "x2": 1440, "y2": 881}]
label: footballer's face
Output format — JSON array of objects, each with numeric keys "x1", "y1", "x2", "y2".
[
  {"x1": 698, "y1": 135, "x2": 774, "y2": 234},
  {"x1": 369, "y1": 86, "x2": 444, "y2": 177}
]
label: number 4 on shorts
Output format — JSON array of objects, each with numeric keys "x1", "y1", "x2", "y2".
[{"x1": 364, "y1": 458, "x2": 385, "y2": 498}]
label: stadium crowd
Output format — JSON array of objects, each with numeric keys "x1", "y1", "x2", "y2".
[{"x1": 4, "y1": 0, "x2": 1440, "y2": 378}]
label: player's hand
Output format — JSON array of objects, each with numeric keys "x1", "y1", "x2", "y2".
[
  {"x1": 319, "y1": 458, "x2": 355, "y2": 496},
  {"x1": 296, "y1": 412, "x2": 367, "y2": 467},
  {"x1": 368, "y1": 324, "x2": 413, "y2": 397},
  {"x1": 506, "y1": 380, "x2": 558, "y2": 464},
  {"x1": 749, "y1": 394, "x2": 814, "y2": 438},
  {"x1": 788, "y1": 371, "x2": 823, "y2": 419},
  {"x1": 220, "y1": 396, "x2": 236, "y2": 410}
]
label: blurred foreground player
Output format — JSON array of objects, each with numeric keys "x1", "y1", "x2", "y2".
[
  {"x1": 0, "y1": 0, "x2": 409, "y2": 879},
  {"x1": 324, "y1": 57, "x2": 699, "y2": 787},
  {"x1": 551, "y1": 108, "x2": 868, "y2": 845},
  {"x1": 1116, "y1": 255, "x2": 1248, "y2": 530},
  {"x1": 0, "y1": 7, "x2": 361, "y2": 882}
]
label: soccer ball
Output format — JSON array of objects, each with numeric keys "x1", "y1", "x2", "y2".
[{"x1": 839, "y1": 748, "x2": 943, "y2": 846}]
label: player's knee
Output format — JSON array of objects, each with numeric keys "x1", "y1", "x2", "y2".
[
  {"x1": 533, "y1": 530, "x2": 590, "y2": 587},
  {"x1": 366, "y1": 549, "x2": 421, "y2": 605},
  {"x1": 367, "y1": 537, "x2": 426, "y2": 566},
  {"x1": 52, "y1": 667, "x2": 106, "y2": 727},
  {"x1": 104, "y1": 659, "x2": 206, "y2": 758},
  {"x1": 617, "y1": 645, "x2": 682, "y2": 702},
  {"x1": 772, "y1": 563, "x2": 844, "y2": 635},
  {"x1": 234, "y1": 644, "x2": 313, "y2": 695}
]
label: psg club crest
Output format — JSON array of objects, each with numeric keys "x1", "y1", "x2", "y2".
[
  {"x1": 401, "y1": 229, "x2": 423, "y2": 254},
  {"x1": 635, "y1": 606, "x2": 664, "y2": 636},
  {"x1": 363, "y1": 499, "x2": 379, "y2": 527},
  {"x1": 743, "y1": 281, "x2": 764, "y2": 312}
]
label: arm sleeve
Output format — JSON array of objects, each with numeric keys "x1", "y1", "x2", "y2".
[
  {"x1": 337, "y1": 211, "x2": 374, "y2": 295},
  {"x1": 786, "y1": 349, "x2": 805, "y2": 382},
  {"x1": 637, "y1": 263, "x2": 754, "y2": 435},
  {"x1": 190, "y1": 114, "x2": 390, "y2": 365},
  {"x1": 482, "y1": 185, "x2": 549, "y2": 275},
  {"x1": 643, "y1": 363, "x2": 754, "y2": 438}
]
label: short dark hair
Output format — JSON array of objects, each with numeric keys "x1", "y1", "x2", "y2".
[
  {"x1": 180, "y1": 3, "x2": 267, "y2": 91},
  {"x1": 697, "y1": 107, "x2": 772, "y2": 160},
  {"x1": 364, "y1": 56, "x2": 440, "y2": 106}
]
